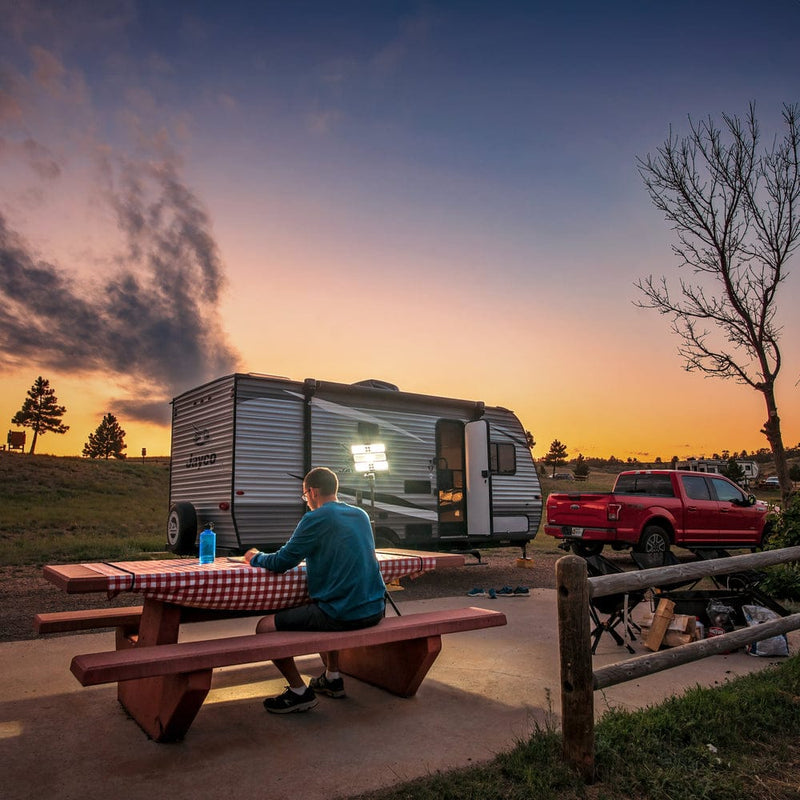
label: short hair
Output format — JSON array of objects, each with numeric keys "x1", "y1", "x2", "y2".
[{"x1": 304, "y1": 467, "x2": 338, "y2": 496}]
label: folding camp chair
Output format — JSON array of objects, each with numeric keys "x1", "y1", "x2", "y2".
[
  {"x1": 690, "y1": 548, "x2": 790, "y2": 617},
  {"x1": 689, "y1": 548, "x2": 762, "y2": 591},
  {"x1": 585, "y1": 555, "x2": 646, "y2": 654}
]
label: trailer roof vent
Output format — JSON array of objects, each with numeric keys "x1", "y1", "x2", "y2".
[{"x1": 351, "y1": 379, "x2": 399, "y2": 391}]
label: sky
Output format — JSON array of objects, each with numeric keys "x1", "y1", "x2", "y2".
[{"x1": 1, "y1": 0, "x2": 799, "y2": 463}]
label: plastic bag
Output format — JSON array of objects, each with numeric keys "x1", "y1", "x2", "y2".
[
  {"x1": 706, "y1": 600, "x2": 736, "y2": 632},
  {"x1": 742, "y1": 605, "x2": 789, "y2": 657}
]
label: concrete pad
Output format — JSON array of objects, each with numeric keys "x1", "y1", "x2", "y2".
[{"x1": 1, "y1": 591, "x2": 794, "y2": 800}]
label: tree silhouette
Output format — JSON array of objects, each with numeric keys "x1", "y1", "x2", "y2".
[
  {"x1": 637, "y1": 103, "x2": 800, "y2": 502},
  {"x1": 722, "y1": 458, "x2": 747, "y2": 486},
  {"x1": 11, "y1": 376, "x2": 69, "y2": 454},
  {"x1": 525, "y1": 430, "x2": 536, "y2": 451},
  {"x1": 83, "y1": 413, "x2": 127, "y2": 460},
  {"x1": 544, "y1": 439, "x2": 569, "y2": 477}
]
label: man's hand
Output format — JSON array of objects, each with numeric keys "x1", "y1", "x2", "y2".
[{"x1": 244, "y1": 548, "x2": 260, "y2": 564}]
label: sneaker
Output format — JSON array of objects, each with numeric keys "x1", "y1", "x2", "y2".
[
  {"x1": 513, "y1": 586, "x2": 530, "y2": 597},
  {"x1": 309, "y1": 672, "x2": 346, "y2": 698},
  {"x1": 466, "y1": 587, "x2": 486, "y2": 597},
  {"x1": 488, "y1": 588, "x2": 497, "y2": 599},
  {"x1": 263, "y1": 686, "x2": 318, "y2": 714},
  {"x1": 496, "y1": 586, "x2": 515, "y2": 597}
]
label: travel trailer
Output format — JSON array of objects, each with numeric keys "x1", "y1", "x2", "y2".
[
  {"x1": 167, "y1": 373, "x2": 543, "y2": 555},
  {"x1": 678, "y1": 458, "x2": 760, "y2": 485}
]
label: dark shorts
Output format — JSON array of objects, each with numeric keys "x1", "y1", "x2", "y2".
[{"x1": 274, "y1": 602, "x2": 385, "y2": 632}]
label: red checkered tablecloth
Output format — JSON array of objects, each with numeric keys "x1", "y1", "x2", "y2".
[{"x1": 84, "y1": 552, "x2": 436, "y2": 612}]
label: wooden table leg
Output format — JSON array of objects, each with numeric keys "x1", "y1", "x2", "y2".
[
  {"x1": 337, "y1": 634, "x2": 443, "y2": 697},
  {"x1": 115, "y1": 598, "x2": 212, "y2": 742},
  {"x1": 117, "y1": 670, "x2": 213, "y2": 742}
]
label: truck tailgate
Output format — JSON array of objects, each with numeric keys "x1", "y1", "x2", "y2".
[{"x1": 546, "y1": 493, "x2": 612, "y2": 527}]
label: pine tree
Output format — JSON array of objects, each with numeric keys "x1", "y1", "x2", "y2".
[
  {"x1": 11, "y1": 376, "x2": 69, "y2": 454},
  {"x1": 722, "y1": 458, "x2": 746, "y2": 486},
  {"x1": 544, "y1": 439, "x2": 569, "y2": 477},
  {"x1": 83, "y1": 413, "x2": 127, "y2": 460}
]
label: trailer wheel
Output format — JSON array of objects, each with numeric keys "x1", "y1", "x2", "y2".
[
  {"x1": 167, "y1": 502, "x2": 198, "y2": 554},
  {"x1": 373, "y1": 528, "x2": 399, "y2": 549},
  {"x1": 572, "y1": 541, "x2": 604, "y2": 558},
  {"x1": 634, "y1": 525, "x2": 670, "y2": 560}
]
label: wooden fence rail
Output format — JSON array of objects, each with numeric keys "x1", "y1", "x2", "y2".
[{"x1": 556, "y1": 547, "x2": 800, "y2": 783}]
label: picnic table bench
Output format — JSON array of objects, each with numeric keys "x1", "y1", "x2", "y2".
[{"x1": 65, "y1": 606, "x2": 505, "y2": 741}]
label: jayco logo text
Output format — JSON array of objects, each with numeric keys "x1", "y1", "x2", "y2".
[{"x1": 185, "y1": 452, "x2": 217, "y2": 470}]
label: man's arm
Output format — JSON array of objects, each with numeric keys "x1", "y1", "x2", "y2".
[{"x1": 244, "y1": 514, "x2": 321, "y2": 572}]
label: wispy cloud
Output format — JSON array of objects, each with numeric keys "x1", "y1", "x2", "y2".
[
  {"x1": 0, "y1": 28, "x2": 240, "y2": 423},
  {"x1": 0, "y1": 151, "x2": 240, "y2": 423}
]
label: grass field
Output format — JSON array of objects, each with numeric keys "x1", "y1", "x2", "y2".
[{"x1": 0, "y1": 452, "x2": 169, "y2": 565}]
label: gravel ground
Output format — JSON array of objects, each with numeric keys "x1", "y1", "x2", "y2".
[{"x1": 2, "y1": 548, "x2": 564, "y2": 643}]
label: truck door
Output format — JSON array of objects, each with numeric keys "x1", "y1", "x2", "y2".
[
  {"x1": 465, "y1": 419, "x2": 492, "y2": 536},
  {"x1": 679, "y1": 474, "x2": 719, "y2": 542},
  {"x1": 708, "y1": 476, "x2": 760, "y2": 545}
]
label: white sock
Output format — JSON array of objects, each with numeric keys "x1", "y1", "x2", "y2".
[
  {"x1": 326, "y1": 670, "x2": 340, "y2": 681},
  {"x1": 290, "y1": 684, "x2": 307, "y2": 695}
]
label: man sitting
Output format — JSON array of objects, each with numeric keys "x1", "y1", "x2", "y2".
[{"x1": 244, "y1": 467, "x2": 386, "y2": 713}]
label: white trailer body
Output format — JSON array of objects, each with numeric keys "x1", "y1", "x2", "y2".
[{"x1": 167, "y1": 374, "x2": 542, "y2": 554}]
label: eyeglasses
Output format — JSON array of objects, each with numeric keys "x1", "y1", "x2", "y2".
[{"x1": 301, "y1": 488, "x2": 313, "y2": 500}]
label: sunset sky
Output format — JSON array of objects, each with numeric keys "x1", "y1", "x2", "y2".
[{"x1": 1, "y1": 1, "x2": 798, "y2": 463}]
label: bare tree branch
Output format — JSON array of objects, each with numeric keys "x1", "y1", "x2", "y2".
[{"x1": 636, "y1": 103, "x2": 800, "y2": 500}]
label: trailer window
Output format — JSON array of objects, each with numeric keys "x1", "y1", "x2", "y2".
[{"x1": 490, "y1": 443, "x2": 516, "y2": 475}]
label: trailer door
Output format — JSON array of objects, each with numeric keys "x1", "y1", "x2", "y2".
[
  {"x1": 435, "y1": 419, "x2": 466, "y2": 536},
  {"x1": 465, "y1": 419, "x2": 492, "y2": 536}
]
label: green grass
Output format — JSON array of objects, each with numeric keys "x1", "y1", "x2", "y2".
[
  {"x1": 352, "y1": 658, "x2": 800, "y2": 800},
  {"x1": 0, "y1": 452, "x2": 169, "y2": 565}
]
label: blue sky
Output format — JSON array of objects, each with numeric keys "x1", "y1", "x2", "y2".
[{"x1": 1, "y1": 0, "x2": 798, "y2": 460}]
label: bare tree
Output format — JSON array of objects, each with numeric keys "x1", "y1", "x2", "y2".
[{"x1": 637, "y1": 103, "x2": 800, "y2": 501}]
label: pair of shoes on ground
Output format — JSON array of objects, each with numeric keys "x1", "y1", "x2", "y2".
[
  {"x1": 467, "y1": 585, "x2": 530, "y2": 598},
  {"x1": 263, "y1": 672, "x2": 346, "y2": 714}
]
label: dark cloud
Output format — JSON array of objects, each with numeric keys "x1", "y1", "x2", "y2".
[{"x1": 0, "y1": 156, "x2": 240, "y2": 424}]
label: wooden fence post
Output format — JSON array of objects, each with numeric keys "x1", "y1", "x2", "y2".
[{"x1": 556, "y1": 554, "x2": 595, "y2": 783}]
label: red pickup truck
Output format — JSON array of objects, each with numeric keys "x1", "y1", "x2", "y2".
[{"x1": 544, "y1": 470, "x2": 771, "y2": 558}]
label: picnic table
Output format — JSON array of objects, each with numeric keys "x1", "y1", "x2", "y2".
[{"x1": 37, "y1": 549, "x2": 506, "y2": 741}]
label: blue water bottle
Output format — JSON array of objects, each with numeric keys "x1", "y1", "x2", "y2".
[{"x1": 199, "y1": 522, "x2": 216, "y2": 564}]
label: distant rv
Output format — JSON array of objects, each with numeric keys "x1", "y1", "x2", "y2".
[
  {"x1": 678, "y1": 458, "x2": 759, "y2": 483},
  {"x1": 167, "y1": 373, "x2": 543, "y2": 556}
]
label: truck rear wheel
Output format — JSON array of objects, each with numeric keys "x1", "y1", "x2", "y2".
[
  {"x1": 167, "y1": 502, "x2": 198, "y2": 554},
  {"x1": 634, "y1": 525, "x2": 670, "y2": 561}
]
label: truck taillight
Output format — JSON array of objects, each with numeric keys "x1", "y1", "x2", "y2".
[{"x1": 607, "y1": 503, "x2": 622, "y2": 521}]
